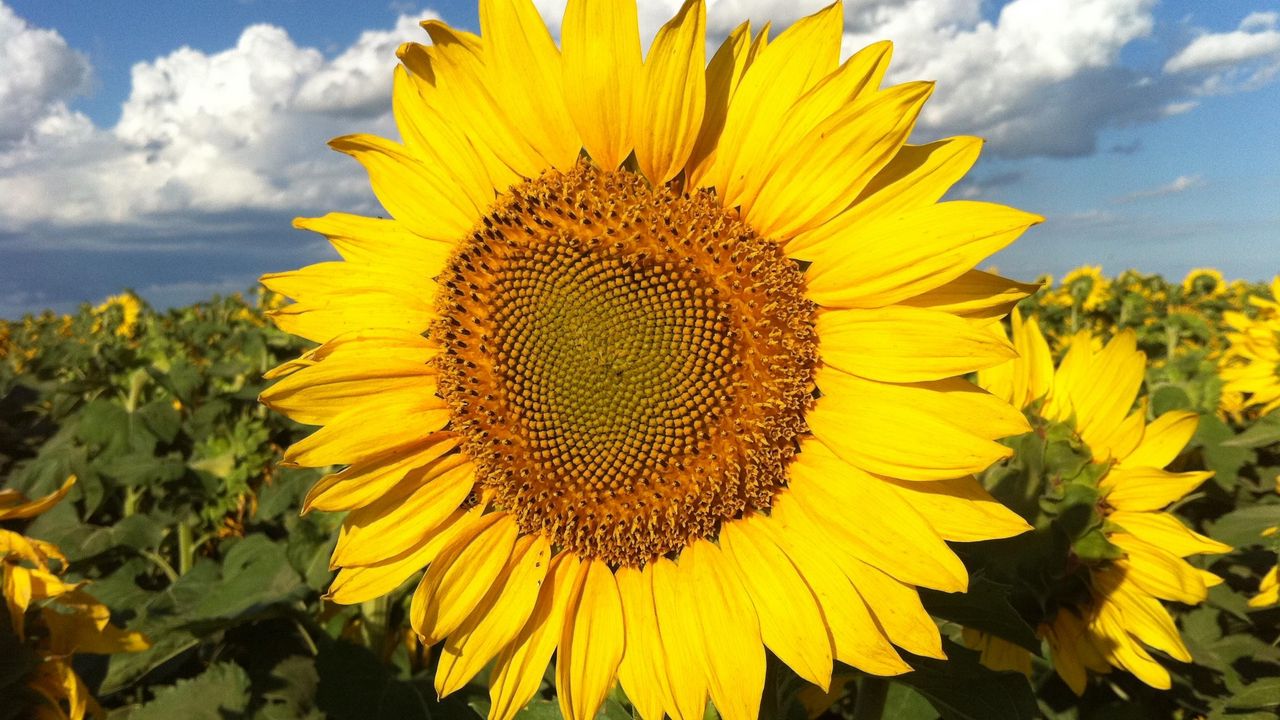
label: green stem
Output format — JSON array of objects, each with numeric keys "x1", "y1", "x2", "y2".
[
  {"x1": 122, "y1": 486, "x2": 142, "y2": 517},
  {"x1": 852, "y1": 676, "x2": 889, "y2": 720},
  {"x1": 138, "y1": 548, "x2": 179, "y2": 583},
  {"x1": 361, "y1": 594, "x2": 393, "y2": 660},
  {"x1": 177, "y1": 521, "x2": 194, "y2": 576}
]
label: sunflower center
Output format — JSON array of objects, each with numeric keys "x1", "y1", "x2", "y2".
[{"x1": 434, "y1": 163, "x2": 817, "y2": 566}]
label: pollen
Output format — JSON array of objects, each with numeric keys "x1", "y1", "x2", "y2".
[{"x1": 433, "y1": 163, "x2": 818, "y2": 567}]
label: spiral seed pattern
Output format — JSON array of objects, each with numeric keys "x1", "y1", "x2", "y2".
[{"x1": 434, "y1": 163, "x2": 817, "y2": 566}]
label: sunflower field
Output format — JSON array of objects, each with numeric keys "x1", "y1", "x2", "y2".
[{"x1": 2, "y1": 268, "x2": 1276, "y2": 720}]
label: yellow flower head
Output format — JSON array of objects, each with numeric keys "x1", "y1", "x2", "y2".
[
  {"x1": 978, "y1": 313, "x2": 1231, "y2": 694},
  {"x1": 1, "y1": 477, "x2": 149, "y2": 720},
  {"x1": 1061, "y1": 265, "x2": 1109, "y2": 311},
  {"x1": 91, "y1": 292, "x2": 143, "y2": 339},
  {"x1": 260, "y1": 3, "x2": 1043, "y2": 718},
  {"x1": 1181, "y1": 267, "x2": 1226, "y2": 298},
  {"x1": 1219, "y1": 276, "x2": 1280, "y2": 416}
]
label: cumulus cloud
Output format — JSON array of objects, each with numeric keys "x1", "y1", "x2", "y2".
[
  {"x1": 0, "y1": 6, "x2": 437, "y2": 233},
  {"x1": 0, "y1": 3, "x2": 92, "y2": 148},
  {"x1": 1164, "y1": 12, "x2": 1280, "y2": 94}
]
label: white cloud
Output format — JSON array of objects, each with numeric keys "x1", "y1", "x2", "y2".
[
  {"x1": 0, "y1": 3, "x2": 91, "y2": 147},
  {"x1": 1163, "y1": 12, "x2": 1280, "y2": 94},
  {"x1": 0, "y1": 6, "x2": 437, "y2": 233},
  {"x1": 1117, "y1": 174, "x2": 1204, "y2": 203},
  {"x1": 843, "y1": 0, "x2": 1161, "y2": 157}
]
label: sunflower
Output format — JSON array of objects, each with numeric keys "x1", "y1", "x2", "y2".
[
  {"x1": 1, "y1": 477, "x2": 150, "y2": 720},
  {"x1": 90, "y1": 292, "x2": 143, "y2": 339},
  {"x1": 1220, "y1": 277, "x2": 1280, "y2": 416},
  {"x1": 1060, "y1": 265, "x2": 1109, "y2": 312},
  {"x1": 976, "y1": 312, "x2": 1231, "y2": 693},
  {"x1": 1181, "y1": 267, "x2": 1226, "y2": 299},
  {"x1": 260, "y1": 2, "x2": 1042, "y2": 717}
]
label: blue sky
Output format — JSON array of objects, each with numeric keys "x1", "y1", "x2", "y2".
[{"x1": 1, "y1": 0, "x2": 1278, "y2": 317}]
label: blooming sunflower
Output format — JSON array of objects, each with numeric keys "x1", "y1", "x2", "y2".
[
  {"x1": 977, "y1": 312, "x2": 1231, "y2": 693},
  {"x1": 1181, "y1": 267, "x2": 1226, "y2": 299},
  {"x1": 1060, "y1": 265, "x2": 1109, "y2": 312},
  {"x1": 90, "y1": 292, "x2": 143, "y2": 339},
  {"x1": 1220, "y1": 276, "x2": 1280, "y2": 416},
  {"x1": 1, "y1": 477, "x2": 150, "y2": 720},
  {"x1": 260, "y1": 2, "x2": 1041, "y2": 717}
]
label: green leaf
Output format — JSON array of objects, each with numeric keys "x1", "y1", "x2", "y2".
[
  {"x1": 193, "y1": 535, "x2": 306, "y2": 620},
  {"x1": 892, "y1": 641, "x2": 1037, "y2": 720},
  {"x1": 1195, "y1": 415, "x2": 1250, "y2": 490},
  {"x1": 254, "y1": 655, "x2": 324, "y2": 720},
  {"x1": 1206, "y1": 504, "x2": 1280, "y2": 548},
  {"x1": 1226, "y1": 677, "x2": 1280, "y2": 710},
  {"x1": 919, "y1": 577, "x2": 1040, "y2": 653},
  {"x1": 313, "y1": 639, "x2": 433, "y2": 720},
  {"x1": 128, "y1": 662, "x2": 251, "y2": 720},
  {"x1": 882, "y1": 683, "x2": 941, "y2": 720},
  {"x1": 1223, "y1": 412, "x2": 1280, "y2": 449}
]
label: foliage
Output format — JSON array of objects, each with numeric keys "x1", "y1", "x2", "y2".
[{"x1": 0, "y1": 272, "x2": 1277, "y2": 720}]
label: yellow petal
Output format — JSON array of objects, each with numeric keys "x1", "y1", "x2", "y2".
[
  {"x1": 881, "y1": 475, "x2": 1031, "y2": 542},
  {"x1": 634, "y1": 0, "x2": 706, "y2": 184},
  {"x1": 897, "y1": 269, "x2": 1040, "y2": 322},
  {"x1": 283, "y1": 397, "x2": 451, "y2": 467},
  {"x1": 3, "y1": 564, "x2": 32, "y2": 639},
  {"x1": 751, "y1": 512, "x2": 910, "y2": 675},
  {"x1": 719, "y1": 520, "x2": 833, "y2": 690},
  {"x1": 561, "y1": 0, "x2": 640, "y2": 169},
  {"x1": 557, "y1": 559, "x2": 626, "y2": 720},
  {"x1": 478, "y1": 0, "x2": 580, "y2": 170},
  {"x1": 743, "y1": 81, "x2": 933, "y2": 240},
  {"x1": 818, "y1": 305, "x2": 1016, "y2": 382},
  {"x1": 684, "y1": 21, "x2": 752, "y2": 187},
  {"x1": 267, "y1": 288, "x2": 435, "y2": 345},
  {"x1": 1101, "y1": 467, "x2": 1214, "y2": 512},
  {"x1": 326, "y1": 507, "x2": 472, "y2": 604},
  {"x1": 489, "y1": 552, "x2": 583, "y2": 720},
  {"x1": 435, "y1": 534, "x2": 551, "y2": 697},
  {"x1": 1119, "y1": 410, "x2": 1200, "y2": 470},
  {"x1": 400, "y1": 30, "x2": 545, "y2": 182},
  {"x1": 1068, "y1": 332, "x2": 1147, "y2": 454},
  {"x1": 328, "y1": 134, "x2": 482, "y2": 240},
  {"x1": 804, "y1": 201, "x2": 1042, "y2": 308},
  {"x1": 651, "y1": 556, "x2": 709, "y2": 720},
  {"x1": 710, "y1": 2, "x2": 844, "y2": 205},
  {"x1": 1108, "y1": 511, "x2": 1232, "y2": 556},
  {"x1": 0, "y1": 476, "x2": 75, "y2": 521},
  {"x1": 684, "y1": 539, "x2": 765, "y2": 720},
  {"x1": 1110, "y1": 534, "x2": 1208, "y2": 605},
  {"x1": 259, "y1": 354, "x2": 438, "y2": 426},
  {"x1": 1043, "y1": 611, "x2": 1094, "y2": 695},
  {"x1": 841, "y1": 555, "x2": 946, "y2": 661},
  {"x1": 392, "y1": 65, "x2": 497, "y2": 211},
  {"x1": 786, "y1": 440, "x2": 969, "y2": 591},
  {"x1": 331, "y1": 455, "x2": 475, "y2": 567},
  {"x1": 786, "y1": 136, "x2": 980, "y2": 258},
  {"x1": 615, "y1": 565, "x2": 669, "y2": 720},
  {"x1": 302, "y1": 434, "x2": 459, "y2": 513},
  {"x1": 1093, "y1": 568, "x2": 1191, "y2": 663},
  {"x1": 809, "y1": 369, "x2": 1028, "y2": 481},
  {"x1": 292, "y1": 212, "x2": 452, "y2": 279},
  {"x1": 410, "y1": 512, "x2": 517, "y2": 643}
]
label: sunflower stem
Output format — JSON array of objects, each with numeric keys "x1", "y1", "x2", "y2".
[{"x1": 852, "y1": 675, "x2": 889, "y2": 720}]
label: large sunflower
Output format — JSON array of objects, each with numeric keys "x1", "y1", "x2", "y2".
[
  {"x1": 260, "y1": 2, "x2": 1041, "y2": 718},
  {"x1": 977, "y1": 312, "x2": 1231, "y2": 693},
  {"x1": 1220, "y1": 276, "x2": 1280, "y2": 416}
]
